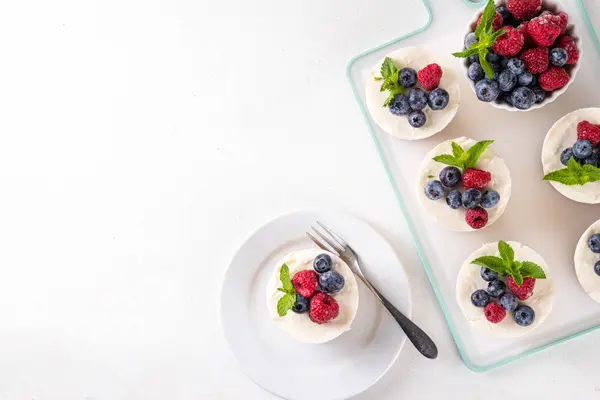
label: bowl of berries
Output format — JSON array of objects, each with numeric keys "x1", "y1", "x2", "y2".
[{"x1": 454, "y1": 0, "x2": 581, "y2": 111}]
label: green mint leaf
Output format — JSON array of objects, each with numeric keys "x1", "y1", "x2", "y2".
[
  {"x1": 277, "y1": 288, "x2": 287, "y2": 293},
  {"x1": 452, "y1": 44, "x2": 480, "y2": 58},
  {"x1": 380, "y1": 57, "x2": 398, "y2": 80},
  {"x1": 475, "y1": 0, "x2": 497, "y2": 39},
  {"x1": 462, "y1": 140, "x2": 494, "y2": 170},
  {"x1": 478, "y1": 48, "x2": 495, "y2": 79},
  {"x1": 451, "y1": 142, "x2": 465, "y2": 159},
  {"x1": 279, "y1": 263, "x2": 294, "y2": 293},
  {"x1": 383, "y1": 92, "x2": 396, "y2": 107},
  {"x1": 542, "y1": 166, "x2": 581, "y2": 185},
  {"x1": 581, "y1": 164, "x2": 600, "y2": 184},
  {"x1": 511, "y1": 269, "x2": 524, "y2": 286},
  {"x1": 490, "y1": 28, "x2": 508, "y2": 41},
  {"x1": 374, "y1": 77, "x2": 383, "y2": 81},
  {"x1": 276, "y1": 293, "x2": 296, "y2": 317},
  {"x1": 567, "y1": 156, "x2": 582, "y2": 172},
  {"x1": 498, "y1": 240, "x2": 514, "y2": 265},
  {"x1": 427, "y1": 175, "x2": 434, "y2": 179},
  {"x1": 471, "y1": 256, "x2": 507, "y2": 275},
  {"x1": 432, "y1": 154, "x2": 464, "y2": 169},
  {"x1": 543, "y1": 157, "x2": 600, "y2": 186},
  {"x1": 520, "y1": 261, "x2": 547, "y2": 279}
]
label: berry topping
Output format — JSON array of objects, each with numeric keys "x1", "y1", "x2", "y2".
[
  {"x1": 531, "y1": 86, "x2": 546, "y2": 103},
  {"x1": 556, "y1": 35, "x2": 579, "y2": 65},
  {"x1": 462, "y1": 188, "x2": 483, "y2": 209},
  {"x1": 463, "y1": 168, "x2": 492, "y2": 190},
  {"x1": 514, "y1": 305, "x2": 535, "y2": 326},
  {"x1": 309, "y1": 292, "x2": 339, "y2": 324},
  {"x1": 484, "y1": 302, "x2": 506, "y2": 324},
  {"x1": 573, "y1": 139, "x2": 593, "y2": 160},
  {"x1": 518, "y1": 71, "x2": 534, "y2": 86},
  {"x1": 499, "y1": 292, "x2": 518, "y2": 311},
  {"x1": 541, "y1": 10, "x2": 568, "y2": 34},
  {"x1": 560, "y1": 147, "x2": 574, "y2": 166},
  {"x1": 424, "y1": 180, "x2": 445, "y2": 200},
  {"x1": 492, "y1": 26, "x2": 524, "y2": 57},
  {"x1": 588, "y1": 234, "x2": 600, "y2": 253},
  {"x1": 468, "y1": 62, "x2": 485, "y2": 82},
  {"x1": 496, "y1": 5, "x2": 513, "y2": 21},
  {"x1": 506, "y1": 58, "x2": 526, "y2": 75},
  {"x1": 538, "y1": 66, "x2": 569, "y2": 91},
  {"x1": 498, "y1": 70, "x2": 517, "y2": 92},
  {"x1": 478, "y1": 11, "x2": 504, "y2": 31},
  {"x1": 318, "y1": 270, "x2": 345, "y2": 294},
  {"x1": 388, "y1": 94, "x2": 411, "y2": 116},
  {"x1": 408, "y1": 88, "x2": 428, "y2": 111},
  {"x1": 507, "y1": 276, "x2": 536, "y2": 300},
  {"x1": 595, "y1": 261, "x2": 600, "y2": 276},
  {"x1": 417, "y1": 63, "x2": 443, "y2": 91},
  {"x1": 471, "y1": 289, "x2": 490, "y2": 307},
  {"x1": 506, "y1": 0, "x2": 541, "y2": 20},
  {"x1": 428, "y1": 88, "x2": 450, "y2": 110},
  {"x1": 527, "y1": 15, "x2": 562, "y2": 47},
  {"x1": 313, "y1": 253, "x2": 332, "y2": 273},
  {"x1": 550, "y1": 47, "x2": 568, "y2": 67},
  {"x1": 408, "y1": 110, "x2": 426, "y2": 128},
  {"x1": 577, "y1": 121, "x2": 600, "y2": 146},
  {"x1": 291, "y1": 270, "x2": 319, "y2": 298},
  {"x1": 481, "y1": 267, "x2": 499, "y2": 282},
  {"x1": 475, "y1": 79, "x2": 500, "y2": 102},
  {"x1": 487, "y1": 279, "x2": 506, "y2": 297},
  {"x1": 510, "y1": 86, "x2": 535, "y2": 110},
  {"x1": 583, "y1": 153, "x2": 599, "y2": 167},
  {"x1": 481, "y1": 190, "x2": 500, "y2": 208},
  {"x1": 465, "y1": 207, "x2": 488, "y2": 230},
  {"x1": 465, "y1": 32, "x2": 478, "y2": 49},
  {"x1": 398, "y1": 67, "x2": 417, "y2": 88},
  {"x1": 446, "y1": 189, "x2": 462, "y2": 209},
  {"x1": 439, "y1": 166, "x2": 462, "y2": 188},
  {"x1": 292, "y1": 294, "x2": 310, "y2": 314},
  {"x1": 520, "y1": 47, "x2": 549, "y2": 74}
]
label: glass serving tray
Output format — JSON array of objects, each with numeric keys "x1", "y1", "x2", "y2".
[{"x1": 347, "y1": 0, "x2": 600, "y2": 371}]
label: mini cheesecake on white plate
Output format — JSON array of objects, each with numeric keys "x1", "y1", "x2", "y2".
[{"x1": 574, "y1": 219, "x2": 600, "y2": 303}]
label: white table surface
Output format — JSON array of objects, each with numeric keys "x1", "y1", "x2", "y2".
[{"x1": 2, "y1": 0, "x2": 600, "y2": 398}]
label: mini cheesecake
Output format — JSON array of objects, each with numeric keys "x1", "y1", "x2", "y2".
[{"x1": 574, "y1": 219, "x2": 600, "y2": 303}]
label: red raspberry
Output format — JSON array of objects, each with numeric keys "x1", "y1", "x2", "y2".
[
  {"x1": 517, "y1": 22, "x2": 535, "y2": 48},
  {"x1": 507, "y1": 276, "x2": 536, "y2": 300},
  {"x1": 577, "y1": 121, "x2": 600, "y2": 146},
  {"x1": 527, "y1": 15, "x2": 561, "y2": 47},
  {"x1": 309, "y1": 292, "x2": 339, "y2": 324},
  {"x1": 507, "y1": 0, "x2": 541, "y2": 20},
  {"x1": 538, "y1": 66, "x2": 569, "y2": 91},
  {"x1": 520, "y1": 47, "x2": 549, "y2": 74},
  {"x1": 465, "y1": 207, "x2": 488, "y2": 230},
  {"x1": 484, "y1": 302, "x2": 506, "y2": 324},
  {"x1": 462, "y1": 168, "x2": 491, "y2": 189},
  {"x1": 556, "y1": 35, "x2": 580, "y2": 65},
  {"x1": 478, "y1": 12, "x2": 503, "y2": 31},
  {"x1": 540, "y1": 10, "x2": 568, "y2": 34},
  {"x1": 417, "y1": 63, "x2": 443, "y2": 91},
  {"x1": 291, "y1": 270, "x2": 318, "y2": 298},
  {"x1": 492, "y1": 26, "x2": 524, "y2": 57}
]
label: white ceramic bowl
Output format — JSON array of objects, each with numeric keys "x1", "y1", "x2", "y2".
[{"x1": 462, "y1": 0, "x2": 582, "y2": 112}]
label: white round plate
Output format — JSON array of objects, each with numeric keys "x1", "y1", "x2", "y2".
[{"x1": 219, "y1": 209, "x2": 412, "y2": 400}]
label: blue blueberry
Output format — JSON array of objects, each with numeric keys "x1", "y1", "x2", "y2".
[
  {"x1": 499, "y1": 70, "x2": 517, "y2": 92},
  {"x1": 499, "y1": 292, "x2": 518, "y2": 311},
  {"x1": 464, "y1": 32, "x2": 478, "y2": 49},
  {"x1": 486, "y1": 51, "x2": 500, "y2": 64},
  {"x1": 313, "y1": 253, "x2": 332, "y2": 273},
  {"x1": 510, "y1": 86, "x2": 535, "y2": 110},
  {"x1": 475, "y1": 79, "x2": 500, "y2": 102},
  {"x1": 388, "y1": 93, "x2": 411, "y2": 116},
  {"x1": 462, "y1": 189, "x2": 482, "y2": 209},
  {"x1": 292, "y1": 294, "x2": 309, "y2": 313},
  {"x1": 318, "y1": 270, "x2": 345, "y2": 294},
  {"x1": 446, "y1": 189, "x2": 462, "y2": 209},
  {"x1": 496, "y1": 5, "x2": 512, "y2": 20},
  {"x1": 507, "y1": 58, "x2": 526, "y2": 75},
  {"x1": 490, "y1": 63, "x2": 502, "y2": 81},
  {"x1": 595, "y1": 261, "x2": 600, "y2": 276},
  {"x1": 514, "y1": 305, "x2": 535, "y2": 327},
  {"x1": 481, "y1": 190, "x2": 500, "y2": 208},
  {"x1": 480, "y1": 267, "x2": 499, "y2": 282},
  {"x1": 408, "y1": 110, "x2": 426, "y2": 128},
  {"x1": 428, "y1": 88, "x2": 449, "y2": 110},
  {"x1": 502, "y1": 91, "x2": 513, "y2": 105},
  {"x1": 468, "y1": 54, "x2": 479, "y2": 64},
  {"x1": 573, "y1": 140, "x2": 593, "y2": 159},
  {"x1": 471, "y1": 289, "x2": 490, "y2": 307},
  {"x1": 408, "y1": 88, "x2": 428, "y2": 111},
  {"x1": 550, "y1": 47, "x2": 568, "y2": 67},
  {"x1": 487, "y1": 279, "x2": 506, "y2": 297},
  {"x1": 468, "y1": 62, "x2": 484, "y2": 82},
  {"x1": 424, "y1": 180, "x2": 445, "y2": 200},
  {"x1": 531, "y1": 86, "x2": 546, "y2": 103},
  {"x1": 583, "y1": 152, "x2": 599, "y2": 167},
  {"x1": 518, "y1": 71, "x2": 534, "y2": 87},
  {"x1": 588, "y1": 234, "x2": 600, "y2": 253},
  {"x1": 439, "y1": 166, "x2": 462, "y2": 187},
  {"x1": 560, "y1": 148, "x2": 574, "y2": 166},
  {"x1": 398, "y1": 67, "x2": 417, "y2": 88},
  {"x1": 500, "y1": 57, "x2": 510, "y2": 69}
]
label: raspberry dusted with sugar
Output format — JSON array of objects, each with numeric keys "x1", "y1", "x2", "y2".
[
  {"x1": 484, "y1": 302, "x2": 506, "y2": 324},
  {"x1": 492, "y1": 26, "x2": 524, "y2": 57},
  {"x1": 478, "y1": 12, "x2": 503, "y2": 31},
  {"x1": 577, "y1": 121, "x2": 600, "y2": 147},
  {"x1": 540, "y1": 10, "x2": 568, "y2": 34},
  {"x1": 506, "y1": 0, "x2": 541, "y2": 20},
  {"x1": 556, "y1": 35, "x2": 580, "y2": 65},
  {"x1": 527, "y1": 15, "x2": 562, "y2": 47},
  {"x1": 463, "y1": 168, "x2": 491, "y2": 190},
  {"x1": 291, "y1": 270, "x2": 318, "y2": 298},
  {"x1": 538, "y1": 66, "x2": 569, "y2": 91},
  {"x1": 309, "y1": 292, "x2": 339, "y2": 324},
  {"x1": 508, "y1": 276, "x2": 536, "y2": 300},
  {"x1": 465, "y1": 207, "x2": 488, "y2": 230},
  {"x1": 417, "y1": 63, "x2": 443, "y2": 91},
  {"x1": 520, "y1": 47, "x2": 549, "y2": 74}
]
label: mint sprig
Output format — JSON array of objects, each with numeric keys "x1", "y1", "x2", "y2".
[
  {"x1": 543, "y1": 157, "x2": 600, "y2": 186},
  {"x1": 276, "y1": 264, "x2": 297, "y2": 317},
  {"x1": 471, "y1": 241, "x2": 546, "y2": 287},
  {"x1": 374, "y1": 57, "x2": 405, "y2": 107},
  {"x1": 432, "y1": 140, "x2": 494, "y2": 171},
  {"x1": 452, "y1": 0, "x2": 507, "y2": 79}
]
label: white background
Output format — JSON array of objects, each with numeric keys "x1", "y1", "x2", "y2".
[{"x1": 1, "y1": 0, "x2": 600, "y2": 399}]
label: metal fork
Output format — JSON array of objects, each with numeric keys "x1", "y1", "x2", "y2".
[{"x1": 307, "y1": 221, "x2": 438, "y2": 359}]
